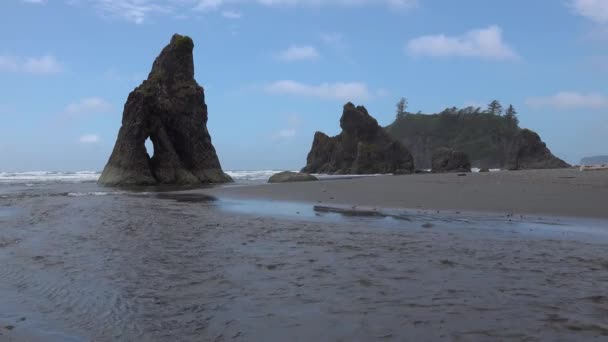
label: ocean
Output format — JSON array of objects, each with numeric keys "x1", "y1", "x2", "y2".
[
  {"x1": 0, "y1": 168, "x2": 504, "y2": 187},
  {"x1": 0, "y1": 170, "x2": 282, "y2": 186}
]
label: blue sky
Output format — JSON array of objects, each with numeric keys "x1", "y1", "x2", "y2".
[{"x1": 0, "y1": 0, "x2": 607, "y2": 171}]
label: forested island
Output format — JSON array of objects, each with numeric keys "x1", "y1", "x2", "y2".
[{"x1": 386, "y1": 99, "x2": 569, "y2": 169}]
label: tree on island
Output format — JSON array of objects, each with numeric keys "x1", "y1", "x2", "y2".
[
  {"x1": 396, "y1": 97, "x2": 408, "y2": 119},
  {"x1": 487, "y1": 100, "x2": 503, "y2": 115},
  {"x1": 460, "y1": 106, "x2": 482, "y2": 115},
  {"x1": 504, "y1": 104, "x2": 519, "y2": 125}
]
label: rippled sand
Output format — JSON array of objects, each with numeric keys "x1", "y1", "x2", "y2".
[{"x1": 0, "y1": 183, "x2": 607, "y2": 341}]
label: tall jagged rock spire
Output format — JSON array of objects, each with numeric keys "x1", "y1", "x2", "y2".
[
  {"x1": 99, "y1": 34, "x2": 232, "y2": 186},
  {"x1": 302, "y1": 103, "x2": 415, "y2": 175}
]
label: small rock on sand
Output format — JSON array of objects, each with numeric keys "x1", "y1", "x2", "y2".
[{"x1": 268, "y1": 171, "x2": 318, "y2": 183}]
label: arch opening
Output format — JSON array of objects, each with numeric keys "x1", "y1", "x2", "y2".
[{"x1": 145, "y1": 137, "x2": 155, "y2": 159}]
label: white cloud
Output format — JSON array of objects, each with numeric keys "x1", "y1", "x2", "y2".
[
  {"x1": 79, "y1": 134, "x2": 101, "y2": 144},
  {"x1": 274, "y1": 113, "x2": 301, "y2": 140},
  {"x1": 72, "y1": 0, "x2": 417, "y2": 23},
  {"x1": 276, "y1": 45, "x2": 319, "y2": 61},
  {"x1": 277, "y1": 128, "x2": 296, "y2": 138},
  {"x1": 406, "y1": 26, "x2": 519, "y2": 61},
  {"x1": 264, "y1": 80, "x2": 372, "y2": 101},
  {"x1": 90, "y1": 0, "x2": 172, "y2": 24},
  {"x1": 22, "y1": 0, "x2": 47, "y2": 4},
  {"x1": 526, "y1": 91, "x2": 608, "y2": 110},
  {"x1": 253, "y1": 0, "x2": 417, "y2": 8},
  {"x1": 64, "y1": 97, "x2": 113, "y2": 116},
  {"x1": 222, "y1": 10, "x2": 242, "y2": 18},
  {"x1": 463, "y1": 101, "x2": 485, "y2": 108},
  {"x1": 195, "y1": 0, "x2": 224, "y2": 11},
  {"x1": 22, "y1": 56, "x2": 63, "y2": 75},
  {"x1": 0, "y1": 55, "x2": 62, "y2": 75},
  {"x1": 0, "y1": 56, "x2": 19, "y2": 72},
  {"x1": 571, "y1": 0, "x2": 608, "y2": 23}
]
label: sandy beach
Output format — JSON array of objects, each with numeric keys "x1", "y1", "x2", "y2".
[
  {"x1": 0, "y1": 169, "x2": 606, "y2": 340},
  {"x1": 201, "y1": 168, "x2": 608, "y2": 219}
]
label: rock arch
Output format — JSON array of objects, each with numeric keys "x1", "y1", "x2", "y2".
[{"x1": 98, "y1": 34, "x2": 232, "y2": 186}]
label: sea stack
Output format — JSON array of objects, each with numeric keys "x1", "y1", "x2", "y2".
[
  {"x1": 99, "y1": 34, "x2": 232, "y2": 186},
  {"x1": 302, "y1": 103, "x2": 415, "y2": 175},
  {"x1": 506, "y1": 129, "x2": 570, "y2": 170},
  {"x1": 431, "y1": 148, "x2": 472, "y2": 173}
]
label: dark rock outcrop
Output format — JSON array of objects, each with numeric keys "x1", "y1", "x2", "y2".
[
  {"x1": 506, "y1": 129, "x2": 570, "y2": 170},
  {"x1": 99, "y1": 34, "x2": 231, "y2": 186},
  {"x1": 386, "y1": 111, "x2": 570, "y2": 170},
  {"x1": 431, "y1": 148, "x2": 472, "y2": 173},
  {"x1": 268, "y1": 171, "x2": 318, "y2": 183},
  {"x1": 302, "y1": 103, "x2": 415, "y2": 175}
]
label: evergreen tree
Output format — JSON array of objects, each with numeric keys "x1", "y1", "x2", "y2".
[
  {"x1": 396, "y1": 97, "x2": 408, "y2": 119},
  {"x1": 505, "y1": 104, "x2": 519, "y2": 125},
  {"x1": 460, "y1": 106, "x2": 479, "y2": 115},
  {"x1": 487, "y1": 100, "x2": 503, "y2": 115}
]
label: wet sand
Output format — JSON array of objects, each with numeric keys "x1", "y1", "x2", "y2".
[
  {"x1": 0, "y1": 180, "x2": 607, "y2": 341},
  {"x1": 201, "y1": 168, "x2": 608, "y2": 219}
]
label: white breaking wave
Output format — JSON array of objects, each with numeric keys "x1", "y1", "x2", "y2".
[
  {"x1": 471, "y1": 168, "x2": 502, "y2": 173},
  {"x1": 0, "y1": 169, "x2": 391, "y2": 185},
  {"x1": 0, "y1": 171, "x2": 101, "y2": 184},
  {"x1": 67, "y1": 191, "x2": 125, "y2": 197},
  {"x1": 0, "y1": 170, "x2": 290, "y2": 185},
  {"x1": 225, "y1": 170, "x2": 296, "y2": 184}
]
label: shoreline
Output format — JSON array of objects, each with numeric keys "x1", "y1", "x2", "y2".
[{"x1": 195, "y1": 168, "x2": 608, "y2": 220}]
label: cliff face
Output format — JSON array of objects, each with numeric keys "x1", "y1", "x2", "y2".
[
  {"x1": 99, "y1": 34, "x2": 232, "y2": 186},
  {"x1": 431, "y1": 148, "x2": 472, "y2": 173},
  {"x1": 302, "y1": 103, "x2": 415, "y2": 175},
  {"x1": 386, "y1": 113, "x2": 569, "y2": 170},
  {"x1": 506, "y1": 129, "x2": 570, "y2": 170}
]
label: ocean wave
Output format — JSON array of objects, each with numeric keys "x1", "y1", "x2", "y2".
[
  {"x1": 471, "y1": 168, "x2": 502, "y2": 172},
  {"x1": 66, "y1": 191, "x2": 126, "y2": 197},
  {"x1": 225, "y1": 170, "x2": 295, "y2": 183},
  {"x1": 0, "y1": 169, "x2": 394, "y2": 185},
  {"x1": 0, "y1": 170, "x2": 288, "y2": 185},
  {"x1": 0, "y1": 171, "x2": 101, "y2": 184}
]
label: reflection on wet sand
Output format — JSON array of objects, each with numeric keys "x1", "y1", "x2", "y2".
[{"x1": 0, "y1": 185, "x2": 607, "y2": 341}]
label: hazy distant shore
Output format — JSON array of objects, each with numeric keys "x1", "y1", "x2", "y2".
[{"x1": 200, "y1": 168, "x2": 608, "y2": 219}]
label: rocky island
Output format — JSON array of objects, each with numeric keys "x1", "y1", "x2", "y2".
[
  {"x1": 302, "y1": 103, "x2": 415, "y2": 175},
  {"x1": 386, "y1": 108, "x2": 569, "y2": 170},
  {"x1": 98, "y1": 34, "x2": 231, "y2": 186}
]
